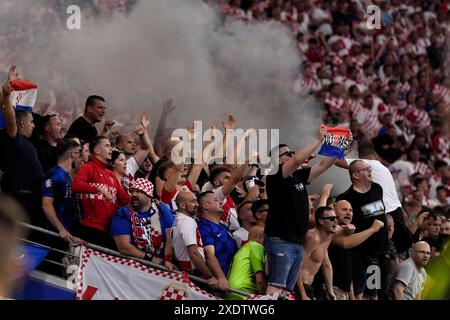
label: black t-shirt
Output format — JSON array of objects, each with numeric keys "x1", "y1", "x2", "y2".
[
  {"x1": 328, "y1": 243, "x2": 352, "y2": 292},
  {"x1": 265, "y1": 165, "x2": 311, "y2": 244},
  {"x1": 3, "y1": 134, "x2": 44, "y2": 193},
  {"x1": 66, "y1": 116, "x2": 98, "y2": 143},
  {"x1": 35, "y1": 139, "x2": 57, "y2": 173},
  {"x1": 336, "y1": 183, "x2": 388, "y2": 256}
]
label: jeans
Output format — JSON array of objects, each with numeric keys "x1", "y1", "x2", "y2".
[{"x1": 264, "y1": 236, "x2": 304, "y2": 291}]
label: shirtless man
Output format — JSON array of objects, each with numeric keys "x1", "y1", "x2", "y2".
[{"x1": 297, "y1": 206, "x2": 338, "y2": 300}]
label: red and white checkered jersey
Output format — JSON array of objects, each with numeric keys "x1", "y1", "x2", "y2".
[
  {"x1": 432, "y1": 134, "x2": 450, "y2": 162},
  {"x1": 325, "y1": 93, "x2": 345, "y2": 112},
  {"x1": 432, "y1": 84, "x2": 450, "y2": 104},
  {"x1": 294, "y1": 75, "x2": 321, "y2": 93},
  {"x1": 411, "y1": 161, "x2": 430, "y2": 176},
  {"x1": 214, "y1": 186, "x2": 240, "y2": 232},
  {"x1": 399, "y1": 82, "x2": 411, "y2": 95},
  {"x1": 349, "y1": 53, "x2": 370, "y2": 71},
  {"x1": 328, "y1": 54, "x2": 343, "y2": 70},
  {"x1": 171, "y1": 212, "x2": 204, "y2": 271},
  {"x1": 352, "y1": 104, "x2": 381, "y2": 139},
  {"x1": 406, "y1": 107, "x2": 431, "y2": 130},
  {"x1": 348, "y1": 98, "x2": 363, "y2": 114}
]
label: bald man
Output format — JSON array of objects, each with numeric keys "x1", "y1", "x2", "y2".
[
  {"x1": 171, "y1": 191, "x2": 219, "y2": 288},
  {"x1": 390, "y1": 241, "x2": 431, "y2": 300},
  {"x1": 329, "y1": 200, "x2": 385, "y2": 300},
  {"x1": 227, "y1": 226, "x2": 267, "y2": 299}
]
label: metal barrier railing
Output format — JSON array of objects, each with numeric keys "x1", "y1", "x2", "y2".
[{"x1": 20, "y1": 223, "x2": 250, "y2": 299}]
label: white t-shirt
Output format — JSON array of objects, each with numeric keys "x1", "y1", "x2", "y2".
[
  {"x1": 126, "y1": 156, "x2": 139, "y2": 176},
  {"x1": 393, "y1": 258, "x2": 427, "y2": 300},
  {"x1": 232, "y1": 227, "x2": 249, "y2": 248},
  {"x1": 391, "y1": 160, "x2": 414, "y2": 188},
  {"x1": 214, "y1": 186, "x2": 240, "y2": 232},
  {"x1": 171, "y1": 212, "x2": 204, "y2": 270},
  {"x1": 346, "y1": 158, "x2": 402, "y2": 212}
]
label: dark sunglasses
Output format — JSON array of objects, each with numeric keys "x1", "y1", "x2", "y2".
[
  {"x1": 279, "y1": 151, "x2": 295, "y2": 158},
  {"x1": 320, "y1": 216, "x2": 337, "y2": 222}
]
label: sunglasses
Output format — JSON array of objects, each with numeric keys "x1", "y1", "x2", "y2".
[
  {"x1": 279, "y1": 151, "x2": 295, "y2": 158},
  {"x1": 320, "y1": 216, "x2": 337, "y2": 222}
]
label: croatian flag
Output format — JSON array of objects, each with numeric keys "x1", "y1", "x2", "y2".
[
  {"x1": 318, "y1": 127, "x2": 352, "y2": 160},
  {"x1": 0, "y1": 79, "x2": 38, "y2": 129}
]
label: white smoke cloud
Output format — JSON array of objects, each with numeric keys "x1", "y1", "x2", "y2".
[{"x1": 2, "y1": 0, "x2": 350, "y2": 192}]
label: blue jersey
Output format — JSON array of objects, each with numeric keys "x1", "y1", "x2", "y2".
[
  {"x1": 198, "y1": 218, "x2": 237, "y2": 275},
  {"x1": 111, "y1": 203, "x2": 174, "y2": 257},
  {"x1": 41, "y1": 165, "x2": 80, "y2": 232}
]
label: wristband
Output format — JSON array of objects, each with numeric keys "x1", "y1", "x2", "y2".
[
  {"x1": 144, "y1": 252, "x2": 153, "y2": 262},
  {"x1": 163, "y1": 255, "x2": 172, "y2": 262}
]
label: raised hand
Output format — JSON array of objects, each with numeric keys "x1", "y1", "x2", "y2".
[
  {"x1": 140, "y1": 112, "x2": 151, "y2": 129},
  {"x1": 371, "y1": 219, "x2": 385, "y2": 232},
  {"x1": 102, "y1": 120, "x2": 115, "y2": 135},
  {"x1": 133, "y1": 123, "x2": 145, "y2": 136},
  {"x1": 322, "y1": 183, "x2": 333, "y2": 196},
  {"x1": 318, "y1": 124, "x2": 327, "y2": 141},
  {"x1": 223, "y1": 114, "x2": 236, "y2": 130},
  {"x1": 8, "y1": 64, "x2": 19, "y2": 81},
  {"x1": 343, "y1": 224, "x2": 356, "y2": 235},
  {"x1": 162, "y1": 99, "x2": 176, "y2": 115}
]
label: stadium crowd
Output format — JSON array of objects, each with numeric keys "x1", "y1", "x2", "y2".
[{"x1": 0, "y1": 0, "x2": 449, "y2": 300}]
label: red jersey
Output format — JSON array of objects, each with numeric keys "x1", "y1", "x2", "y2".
[{"x1": 72, "y1": 157, "x2": 131, "y2": 232}]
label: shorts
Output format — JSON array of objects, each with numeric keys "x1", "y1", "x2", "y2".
[
  {"x1": 264, "y1": 236, "x2": 304, "y2": 291},
  {"x1": 352, "y1": 252, "x2": 388, "y2": 298}
]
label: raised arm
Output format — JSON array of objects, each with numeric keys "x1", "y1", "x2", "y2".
[
  {"x1": 221, "y1": 163, "x2": 251, "y2": 197},
  {"x1": 162, "y1": 163, "x2": 183, "y2": 194},
  {"x1": 282, "y1": 125, "x2": 326, "y2": 178},
  {"x1": 132, "y1": 112, "x2": 152, "y2": 167},
  {"x1": 318, "y1": 184, "x2": 333, "y2": 207},
  {"x1": 308, "y1": 156, "x2": 337, "y2": 183},
  {"x1": 154, "y1": 99, "x2": 176, "y2": 157},
  {"x1": 332, "y1": 219, "x2": 384, "y2": 249},
  {"x1": 2, "y1": 65, "x2": 19, "y2": 138}
]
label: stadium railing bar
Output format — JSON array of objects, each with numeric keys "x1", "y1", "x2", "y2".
[{"x1": 19, "y1": 223, "x2": 250, "y2": 299}]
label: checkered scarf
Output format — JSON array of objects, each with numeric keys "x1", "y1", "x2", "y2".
[{"x1": 129, "y1": 203, "x2": 163, "y2": 256}]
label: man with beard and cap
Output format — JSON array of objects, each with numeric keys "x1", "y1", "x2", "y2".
[
  {"x1": 390, "y1": 241, "x2": 431, "y2": 300},
  {"x1": 328, "y1": 200, "x2": 385, "y2": 300},
  {"x1": 72, "y1": 136, "x2": 131, "y2": 249},
  {"x1": 111, "y1": 178, "x2": 177, "y2": 271},
  {"x1": 296, "y1": 206, "x2": 338, "y2": 300}
]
